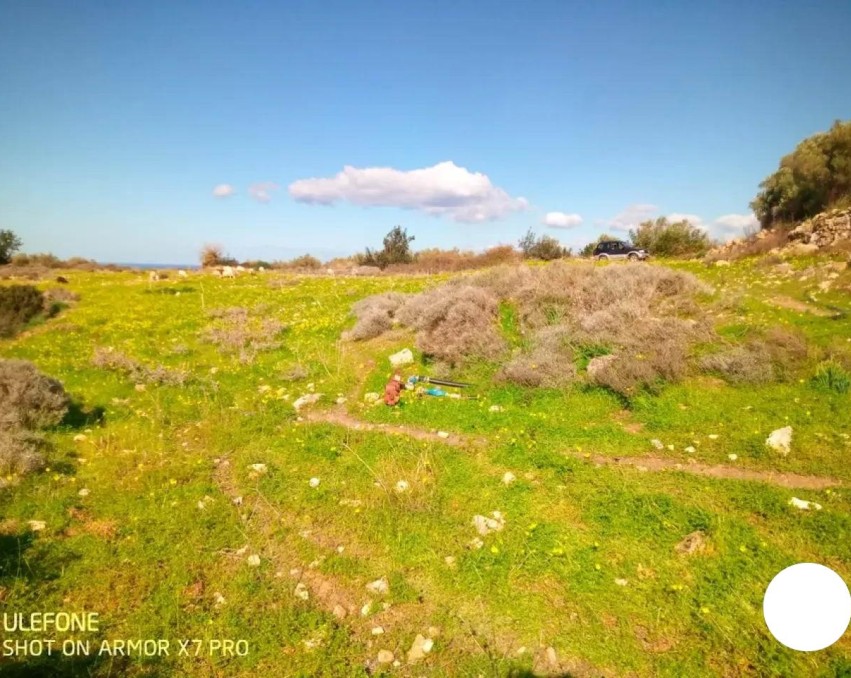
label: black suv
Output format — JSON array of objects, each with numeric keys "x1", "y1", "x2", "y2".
[{"x1": 591, "y1": 240, "x2": 648, "y2": 261}]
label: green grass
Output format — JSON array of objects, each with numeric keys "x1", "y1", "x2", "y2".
[{"x1": 1, "y1": 260, "x2": 850, "y2": 676}]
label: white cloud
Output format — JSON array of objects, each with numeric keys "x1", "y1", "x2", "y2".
[
  {"x1": 249, "y1": 182, "x2": 280, "y2": 203},
  {"x1": 608, "y1": 203, "x2": 658, "y2": 231},
  {"x1": 288, "y1": 161, "x2": 528, "y2": 223},
  {"x1": 542, "y1": 211, "x2": 583, "y2": 229},
  {"x1": 715, "y1": 213, "x2": 759, "y2": 231},
  {"x1": 212, "y1": 184, "x2": 235, "y2": 198},
  {"x1": 667, "y1": 212, "x2": 705, "y2": 228}
]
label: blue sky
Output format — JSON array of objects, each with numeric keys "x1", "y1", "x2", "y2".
[{"x1": 2, "y1": 1, "x2": 850, "y2": 264}]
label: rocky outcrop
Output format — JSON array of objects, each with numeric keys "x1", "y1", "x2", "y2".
[
  {"x1": 788, "y1": 208, "x2": 851, "y2": 248},
  {"x1": 706, "y1": 208, "x2": 851, "y2": 262}
]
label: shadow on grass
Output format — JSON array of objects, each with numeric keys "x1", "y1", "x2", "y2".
[
  {"x1": 507, "y1": 671, "x2": 580, "y2": 678},
  {"x1": 143, "y1": 286, "x2": 195, "y2": 296},
  {"x1": 0, "y1": 653, "x2": 141, "y2": 678},
  {"x1": 60, "y1": 402, "x2": 105, "y2": 430}
]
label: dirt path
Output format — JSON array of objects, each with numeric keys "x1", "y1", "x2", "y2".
[
  {"x1": 302, "y1": 407, "x2": 842, "y2": 491},
  {"x1": 579, "y1": 454, "x2": 840, "y2": 490},
  {"x1": 302, "y1": 407, "x2": 484, "y2": 448},
  {"x1": 770, "y1": 295, "x2": 837, "y2": 317}
]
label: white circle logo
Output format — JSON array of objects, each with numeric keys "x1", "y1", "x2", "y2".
[{"x1": 763, "y1": 563, "x2": 851, "y2": 651}]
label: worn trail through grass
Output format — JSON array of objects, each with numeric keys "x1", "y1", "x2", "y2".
[{"x1": 305, "y1": 402, "x2": 843, "y2": 491}]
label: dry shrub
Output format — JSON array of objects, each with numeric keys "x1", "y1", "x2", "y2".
[
  {"x1": 498, "y1": 327, "x2": 576, "y2": 387},
  {"x1": 343, "y1": 293, "x2": 409, "y2": 341},
  {"x1": 202, "y1": 307, "x2": 287, "y2": 363},
  {"x1": 280, "y1": 363, "x2": 309, "y2": 381},
  {"x1": 384, "y1": 245, "x2": 521, "y2": 274},
  {"x1": 0, "y1": 429, "x2": 46, "y2": 476},
  {"x1": 700, "y1": 327, "x2": 809, "y2": 384},
  {"x1": 699, "y1": 345, "x2": 773, "y2": 384},
  {"x1": 92, "y1": 347, "x2": 189, "y2": 385},
  {"x1": 345, "y1": 261, "x2": 712, "y2": 393},
  {"x1": 396, "y1": 285, "x2": 506, "y2": 365},
  {"x1": 0, "y1": 360, "x2": 70, "y2": 430},
  {"x1": 43, "y1": 287, "x2": 79, "y2": 305}
]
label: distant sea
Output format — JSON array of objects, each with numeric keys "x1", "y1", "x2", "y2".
[{"x1": 112, "y1": 263, "x2": 200, "y2": 270}]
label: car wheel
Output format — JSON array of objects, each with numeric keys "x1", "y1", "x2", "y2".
[
  {"x1": 627, "y1": 253, "x2": 638, "y2": 261},
  {"x1": 597, "y1": 254, "x2": 608, "y2": 261}
]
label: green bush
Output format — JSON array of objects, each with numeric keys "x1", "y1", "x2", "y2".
[
  {"x1": 751, "y1": 119, "x2": 851, "y2": 228},
  {"x1": 0, "y1": 230, "x2": 22, "y2": 265},
  {"x1": 811, "y1": 360, "x2": 851, "y2": 394},
  {"x1": 357, "y1": 226, "x2": 415, "y2": 269},
  {"x1": 0, "y1": 284, "x2": 45, "y2": 337},
  {"x1": 518, "y1": 229, "x2": 570, "y2": 260},
  {"x1": 629, "y1": 217, "x2": 713, "y2": 258}
]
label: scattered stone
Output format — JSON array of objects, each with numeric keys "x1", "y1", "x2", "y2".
[
  {"x1": 335, "y1": 396, "x2": 347, "y2": 405},
  {"x1": 614, "y1": 578, "x2": 628, "y2": 586},
  {"x1": 232, "y1": 496, "x2": 243, "y2": 506},
  {"x1": 708, "y1": 434, "x2": 719, "y2": 440},
  {"x1": 78, "y1": 488, "x2": 90, "y2": 497},
  {"x1": 309, "y1": 477, "x2": 321, "y2": 488},
  {"x1": 728, "y1": 454, "x2": 738, "y2": 461},
  {"x1": 294, "y1": 582, "x2": 309, "y2": 600},
  {"x1": 27, "y1": 520, "x2": 46, "y2": 532},
  {"x1": 73, "y1": 434, "x2": 87, "y2": 442},
  {"x1": 714, "y1": 260, "x2": 731, "y2": 267},
  {"x1": 468, "y1": 537, "x2": 484, "y2": 550},
  {"x1": 248, "y1": 463, "x2": 268, "y2": 473},
  {"x1": 444, "y1": 556, "x2": 456, "y2": 568},
  {"x1": 213, "y1": 592, "x2": 226, "y2": 608},
  {"x1": 650, "y1": 439, "x2": 664, "y2": 450},
  {"x1": 364, "y1": 392, "x2": 381, "y2": 403},
  {"x1": 766, "y1": 426, "x2": 793, "y2": 456},
  {"x1": 472, "y1": 511, "x2": 505, "y2": 536},
  {"x1": 407, "y1": 634, "x2": 431, "y2": 664},
  {"x1": 361, "y1": 601, "x2": 372, "y2": 616},
  {"x1": 789, "y1": 497, "x2": 822, "y2": 511},
  {"x1": 684, "y1": 446, "x2": 696, "y2": 454},
  {"x1": 501, "y1": 472, "x2": 516, "y2": 486},
  {"x1": 545, "y1": 646, "x2": 558, "y2": 667},
  {"x1": 332, "y1": 605, "x2": 347, "y2": 619},
  {"x1": 436, "y1": 431, "x2": 450, "y2": 439},
  {"x1": 293, "y1": 393, "x2": 322, "y2": 411},
  {"x1": 366, "y1": 577, "x2": 389, "y2": 595},
  {"x1": 675, "y1": 530, "x2": 707, "y2": 555},
  {"x1": 371, "y1": 626, "x2": 384, "y2": 635},
  {"x1": 247, "y1": 554, "x2": 261, "y2": 567},
  {"x1": 488, "y1": 404, "x2": 504, "y2": 412},
  {"x1": 395, "y1": 480, "x2": 410, "y2": 493},
  {"x1": 389, "y1": 348, "x2": 414, "y2": 367},
  {"x1": 377, "y1": 650, "x2": 394, "y2": 664}
]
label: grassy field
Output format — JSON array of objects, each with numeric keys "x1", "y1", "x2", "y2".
[{"x1": 1, "y1": 256, "x2": 850, "y2": 677}]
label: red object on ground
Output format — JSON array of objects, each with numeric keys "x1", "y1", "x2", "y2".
[{"x1": 384, "y1": 373, "x2": 403, "y2": 406}]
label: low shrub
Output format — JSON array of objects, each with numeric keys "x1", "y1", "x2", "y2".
[
  {"x1": 699, "y1": 345, "x2": 774, "y2": 384},
  {"x1": 0, "y1": 429, "x2": 46, "y2": 476},
  {"x1": 92, "y1": 347, "x2": 189, "y2": 385},
  {"x1": 396, "y1": 285, "x2": 506, "y2": 365},
  {"x1": 343, "y1": 293, "x2": 409, "y2": 341},
  {"x1": 202, "y1": 307, "x2": 288, "y2": 363},
  {"x1": 0, "y1": 284, "x2": 45, "y2": 337},
  {"x1": 0, "y1": 359, "x2": 70, "y2": 430}
]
